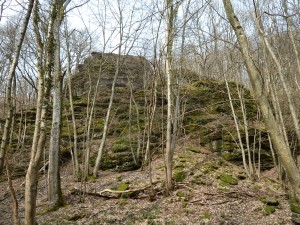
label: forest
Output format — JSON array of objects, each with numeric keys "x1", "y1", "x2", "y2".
[{"x1": 1, "y1": 0, "x2": 300, "y2": 224}]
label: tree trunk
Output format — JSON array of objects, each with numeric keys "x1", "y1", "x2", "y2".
[
  {"x1": 48, "y1": 10, "x2": 64, "y2": 208},
  {"x1": 93, "y1": 53, "x2": 121, "y2": 177},
  {"x1": 25, "y1": 0, "x2": 60, "y2": 223},
  {"x1": 65, "y1": 22, "x2": 80, "y2": 178},
  {"x1": 5, "y1": 156, "x2": 19, "y2": 225},
  {"x1": 165, "y1": 0, "x2": 179, "y2": 193}
]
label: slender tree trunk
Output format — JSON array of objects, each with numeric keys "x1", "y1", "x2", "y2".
[
  {"x1": 93, "y1": 52, "x2": 121, "y2": 177},
  {"x1": 223, "y1": 0, "x2": 300, "y2": 200},
  {"x1": 165, "y1": 0, "x2": 178, "y2": 194},
  {"x1": 5, "y1": 156, "x2": 19, "y2": 225},
  {"x1": 224, "y1": 78, "x2": 250, "y2": 176},
  {"x1": 48, "y1": 12, "x2": 64, "y2": 208},
  {"x1": 25, "y1": 0, "x2": 60, "y2": 223},
  {"x1": 65, "y1": 23, "x2": 80, "y2": 178},
  {"x1": 0, "y1": 0, "x2": 34, "y2": 175},
  {"x1": 92, "y1": 6, "x2": 127, "y2": 176}
]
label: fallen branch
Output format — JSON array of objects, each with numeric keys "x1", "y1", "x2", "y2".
[{"x1": 71, "y1": 181, "x2": 160, "y2": 198}]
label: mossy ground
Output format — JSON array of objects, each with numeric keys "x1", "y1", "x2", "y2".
[{"x1": 22, "y1": 137, "x2": 291, "y2": 225}]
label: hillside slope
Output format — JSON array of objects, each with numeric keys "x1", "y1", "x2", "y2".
[
  {"x1": 0, "y1": 53, "x2": 288, "y2": 224},
  {"x1": 0, "y1": 138, "x2": 291, "y2": 224}
]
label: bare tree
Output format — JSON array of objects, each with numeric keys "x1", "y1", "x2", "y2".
[
  {"x1": 0, "y1": 0, "x2": 34, "y2": 175},
  {"x1": 93, "y1": 0, "x2": 147, "y2": 177},
  {"x1": 25, "y1": 0, "x2": 70, "y2": 223},
  {"x1": 48, "y1": 0, "x2": 71, "y2": 209},
  {"x1": 164, "y1": 0, "x2": 180, "y2": 193},
  {"x1": 222, "y1": 0, "x2": 300, "y2": 203}
]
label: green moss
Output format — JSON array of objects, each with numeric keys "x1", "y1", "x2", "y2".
[
  {"x1": 174, "y1": 171, "x2": 187, "y2": 182},
  {"x1": 253, "y1": 185, "x2": 262, "y2": 190},
  {"x1": 290, "y1": 197, "x2": 300, "y2": 214},
  {"x1": 259, "y1": 196, "x2": 279, "y2": 206},
  {"x1": 195, "y1": 118, "x2": 213, "y2": 125},
  {"x1": 114, "y1": 182, "x2": 137, "y2": 198},
  {"x1": 116, "y1": 182, "x2": 129, "y2": 191},
  {"x1": 87, "y1": 175, "x2": 97, "y2": 182},
  {"x1": 263, "y1": 205, "x2": 276, "y2": 215},
  {"x1": 181, "y1": 202, "x2": 188, "y2": 208},
  {"x1": 112, "y1": 143, "x2": 130, "y2": 153},
  {"x1": 178, "y1": 154, "x2": 192, "y2": 159},
  {"x1": 37, "y1": 208, "x2": 55, "y2": 216},
  {"x1": 219, "y1": 174, "x2": 238, "y2": 185},
  {"x1": 187, "y1": 145, "x2": 201, "y2": 153},
  {"x1": 66, "y1": 213, "x2": 86, "y2": 221},
  {"x1": 118, "y1": 199, "x2": 128, "y2": 206},
  {"x1": 202, "y1": 162, "x2": 220, "y2": 174},
  {"x1": 176, "y1": 191, "x2": 185, "y2": 198},
  {"x1": 174, "y1": 163, "x2": 185, "y2": 170},
  {"x1": 192, "y1": 175, "x2": 206, "y2": 185},
  {"x1": 37, "y1": 199, "x2": 66, "y2": 216},
  {"x1": 203, "y1": 211, "x2": 211, "y2": 220},
  {"x1": 219, "y1": 179, "x2": 232, "y2": 187},
  {"x1": 116, "y1": 175, "x2": 123, "y2": 181}
]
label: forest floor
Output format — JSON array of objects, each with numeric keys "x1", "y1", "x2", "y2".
[{"x1": 0, "y1": 136, "x2": 293, "y2": 225}]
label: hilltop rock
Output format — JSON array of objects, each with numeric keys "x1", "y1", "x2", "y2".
[{"x1": 72, "y1": 52, "x2": 153, "y2": 96}]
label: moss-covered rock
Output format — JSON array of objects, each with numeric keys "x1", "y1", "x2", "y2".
[
  {"x1": 219, "y1": 174, "x2": 238, "y2": 185},
  {"x1": 114, "y1": 182, "x2": 131, "y2": 198},
  {"x1": 187, "y1": 145, "x2": 201, "y2": 153},
  {"x1": 114, "y1": 182, "x2": 137, "y2": 198},
  {"x1": 112, "y1": 143, "x2": 130, "y2": 153},
  {"x1": 259, "y1": 196, "x2": 279, "y2": 206}
]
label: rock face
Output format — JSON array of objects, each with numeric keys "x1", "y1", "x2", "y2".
[
  {"x1": 3, "y1": 52, "x2": 276, "y2": 176},
  {"x1": 72, "y1": 52, "x2": 153, "y2": 96}
]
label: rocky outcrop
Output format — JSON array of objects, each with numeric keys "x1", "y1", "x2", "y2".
[{"x1": 73, "y1": 52, "x2": 153, "y2": 96}]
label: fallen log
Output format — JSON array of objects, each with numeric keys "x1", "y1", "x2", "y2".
[{"x1": 71, "y1": 181, "x2": 160, "y2": 198}]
